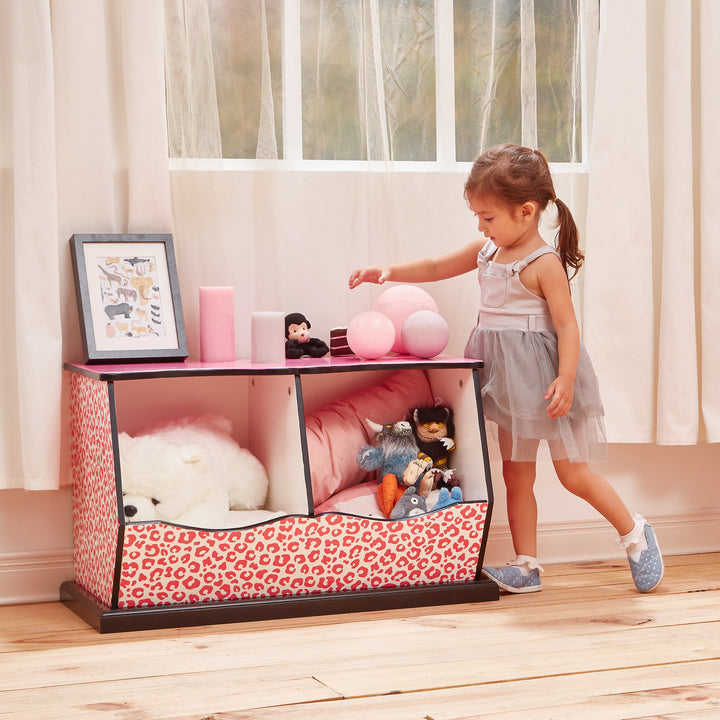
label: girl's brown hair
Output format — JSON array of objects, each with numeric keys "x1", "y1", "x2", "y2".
[{"x1": 464, "y1": 143, "x2": 583, "y2": 279}]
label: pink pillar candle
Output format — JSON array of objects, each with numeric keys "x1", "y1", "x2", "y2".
[
  {"x1": 251, "y1": 311, "x2": 285, "y2": 363},
  {"x1": 199, "y1": 286, "x2": 235, "y2": 362}
]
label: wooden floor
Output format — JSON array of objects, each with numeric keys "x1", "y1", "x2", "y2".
[{"x1": 1, "y1": 553, "x2": 719, "y2": 720}]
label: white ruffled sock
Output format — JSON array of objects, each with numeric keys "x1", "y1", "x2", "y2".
[
  {"x1": 616, "y1": 513, "x2": 648, "y2": 563},
  {"x1": 510, "y1": 555, "x2": 544, "y2": 574}
]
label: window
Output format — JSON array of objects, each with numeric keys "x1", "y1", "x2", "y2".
[{"x1": 165, "y1": 0, "x2": 592, "y2": 165}]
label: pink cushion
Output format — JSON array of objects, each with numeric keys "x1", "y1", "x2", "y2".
[
  {"x1": 306, "y1": 369, "x2": 434, "y2": 507},
  {"x1": 314, "y1": 481, "x2": 382, "y2": 516}
]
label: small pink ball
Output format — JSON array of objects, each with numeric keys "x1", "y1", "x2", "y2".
[
  {"x1": 372, "y1": 285, "x2": 438, "y2": 354},
  {"x1": 401, "y1": 310, "x2": 450, "y2": 359},
  {"x1": 347, "y1": 311, "x2": 396, "y2": 360}
]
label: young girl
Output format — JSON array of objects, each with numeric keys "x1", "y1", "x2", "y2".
[{"x1": 348, "y1": 143, "x2": 664, "y2": 594}]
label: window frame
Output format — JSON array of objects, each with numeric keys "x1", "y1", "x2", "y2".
[{"x1": 168, "y1": 0, "x2": 592, "y2": 174}]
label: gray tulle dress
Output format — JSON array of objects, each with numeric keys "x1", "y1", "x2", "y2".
[{"x1": 464, "y1": 241, "x2": 607, "y2": 463}]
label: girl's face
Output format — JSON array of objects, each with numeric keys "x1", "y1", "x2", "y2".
[{"x1": 468, "y1": 193, "x2": 536, "y2": 248}]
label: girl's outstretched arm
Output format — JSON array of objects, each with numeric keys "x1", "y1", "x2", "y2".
[{"x1": 348, "y1": 239, "x2": 484, "y2": 289}]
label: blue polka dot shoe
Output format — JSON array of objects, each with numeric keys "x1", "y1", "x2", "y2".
[
  {"x1": 482, "y1": 558, "x2": 543, "y2": 594},
  {"x1": 628, "y1": 522, "x2": 664, "y2": 593}
]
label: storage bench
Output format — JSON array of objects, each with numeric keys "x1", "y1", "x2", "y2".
[{"x1": 61, "y1": 356, "x2": 498, "y2": 632}]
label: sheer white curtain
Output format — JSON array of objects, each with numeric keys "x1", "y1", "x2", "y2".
[
  {"x1": 0, "y1": 0, "x2": 171, "y2": 489},
  {"x1": 0, "y1": 0, "x2": 594, "y2": 489},
  {"x1": 164, "y1": 0, "x2": 223, "y2": 159},
  {"x1": 164, "y1": 1, "x2": 591, "y2": 362},
  {"x1": 0, "y1": 0, "x2": 61, "y2": 490},
  {"x1": 584, "y1": 0, "x2": 720, "y2": 445}
]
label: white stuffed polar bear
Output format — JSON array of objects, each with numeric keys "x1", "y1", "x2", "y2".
[{"x1": 118, "y1": 415, "x2": 284, "y2": 529}]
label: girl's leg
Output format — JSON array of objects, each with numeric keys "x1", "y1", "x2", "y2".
[
  {"x1": 499, "y1": 428, "x2": 539, "y2": 557},
  {"x1": 552, "y1": 458, "x2": 664, "y2": 592},
  {"x1": 496, "y1": 427, "x2": 542, "y2": 556},
  {"x1": 551, "y1": 459, "x2": 634, "y2": 536},
  {"x1": 481, "y1": 428, "x2": 543, "y2": 593},
  {"x1": 504, "y1": 460, "x2": 539, "y2": 557}
]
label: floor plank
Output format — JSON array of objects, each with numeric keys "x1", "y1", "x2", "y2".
[{"x1": 0, "y1": 552, "x2": 718, "y2": 720}]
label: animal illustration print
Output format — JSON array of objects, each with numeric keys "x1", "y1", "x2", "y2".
[{"x1": 97, "y1": 255, "x2": 166, "y2": 340}]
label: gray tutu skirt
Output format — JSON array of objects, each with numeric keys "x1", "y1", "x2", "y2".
[{"x1": 465, "y1": 327, "x2": 607, "y2": 463}]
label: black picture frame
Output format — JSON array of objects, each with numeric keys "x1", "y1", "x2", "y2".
[{"x1": 70, "y1": 233, "x2": 188, "y2": 364}]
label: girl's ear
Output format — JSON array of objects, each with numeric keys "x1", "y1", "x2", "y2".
[{"x1": 520, "y1": 201, "x2": 539, "y2": 221}]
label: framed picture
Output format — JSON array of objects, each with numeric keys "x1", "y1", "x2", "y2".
[{"x1": 70, "y1": 233, "x2": 188, "y2": 363}]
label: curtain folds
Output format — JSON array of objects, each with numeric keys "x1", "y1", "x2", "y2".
[
  {"x1": 164, "y1": 0, "x2": 222, "y2": 159},
  {"x1": 584, "y1": 0, "x2": 719, "y2": 445},
  {"x1": 0, "y1": 0, "x2": 62, "y2": 490},
  {"x1": 0, "y1": 0, "x2": 171, "y2": 489}
]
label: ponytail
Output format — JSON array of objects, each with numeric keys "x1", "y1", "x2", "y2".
[{"x1": 554, "y1": 198, "x2": 583, "y2": 280}]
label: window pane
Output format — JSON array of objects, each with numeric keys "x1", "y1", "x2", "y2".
[
  {"x1": 454, "y1": 0, "x2": 580, "y2": 163},
  {"x1": 380, "y1": 1, "x2": 436, "y2": 161},
  {"x1": 208, "y1": 0, "x2": 283, "y2": 159},
  {"x1": 170, "y1": 0, "x2": 589, "y2": 163},
  {"x1": 301, "y1": 0, "x2": 436, "y2": 161},
  {"x1": 535, "y1": 0, "x2": 581, "y2": 162}
]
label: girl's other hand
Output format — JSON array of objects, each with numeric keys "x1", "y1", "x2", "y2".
[
  {"x1": 348, "y1": 266, "x2": 390, "y2": 289},
  {"x1": 545, "y1": 376, "x2": 574, "y2": 418}
]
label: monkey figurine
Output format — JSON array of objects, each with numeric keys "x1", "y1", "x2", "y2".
[{"x1": 284, "y1": 312, "x2": 329, "y2": 359}]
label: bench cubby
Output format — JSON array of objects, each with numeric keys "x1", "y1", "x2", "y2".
[{"x1": 61, "y1": 356, "x2": 498, "y2": 632}]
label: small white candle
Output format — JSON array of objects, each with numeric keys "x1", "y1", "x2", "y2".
[
  {"x1": 251, "y1": 311, "x2": 285, "y2": 363},
  {"x1": 199, "y1": 287, "x2": 235, "y2": 362}
]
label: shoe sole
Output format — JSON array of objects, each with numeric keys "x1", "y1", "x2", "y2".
[{"x1": 481, "y1": 568, "x2": 542, "y2": 594}]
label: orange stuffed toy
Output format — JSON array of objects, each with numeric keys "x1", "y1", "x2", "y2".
[{"x1": 357, "y1": 418, "x2": 433, "y2": 517}]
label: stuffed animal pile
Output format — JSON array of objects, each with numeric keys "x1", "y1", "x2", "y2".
[
  {"x1": 357, "y1": 402, "x2": 462, "y2": 519},
  {"x1": 118, "y1": 415, "x2": 284, "y2": 528}
]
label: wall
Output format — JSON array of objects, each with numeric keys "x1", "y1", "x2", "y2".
[{"x1": 1, "y1": 168, "x2": 718, "y2": 605}]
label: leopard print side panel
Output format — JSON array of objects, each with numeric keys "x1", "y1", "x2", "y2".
[{"x1": 69, "y1": 373, "x2": 119, "y2": 607}]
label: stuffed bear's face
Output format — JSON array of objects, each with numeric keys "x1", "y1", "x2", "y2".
[
  {"x1": 118, "y1": 432, "x2": 213, "y2": 523},
  {"x1": 122, "y1": 493, "x2": 161, "y2": 521}
]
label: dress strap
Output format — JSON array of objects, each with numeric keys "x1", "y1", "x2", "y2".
[
  {"x1": 480, "y1": 240, "x2": 497, "y2": 260},
  {"x1": 511, "y1": 245, "x2": 558, "y2": 275}
]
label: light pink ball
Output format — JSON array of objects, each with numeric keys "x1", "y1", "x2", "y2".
[
  {"x1": 401, "y1": 310, "x2": 450, "y2": 359},
  {"x1": 372, "y1": 285, "x2": 439, "y2": 354},
  {"x1": 347, "y1": 311, "x2": 396, "y2": 360}
]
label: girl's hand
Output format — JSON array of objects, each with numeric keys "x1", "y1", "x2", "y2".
[
  {"x1": 545, "y1": 376, "x2": 574, "y2": 418},
  {"x1": 348, "y1": 266, "x2": 391, "y2": 289}
]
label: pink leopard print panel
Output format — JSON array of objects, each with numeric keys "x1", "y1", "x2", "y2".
[
  {"x1": 119, "y1": 504, "x2": 488, "y2": 608},
  {"x1": 69, "y1": 373, "x2": 120, "y2": 607}
]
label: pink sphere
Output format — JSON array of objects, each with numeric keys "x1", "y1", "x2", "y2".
[
  {"x1": 347, "y1": 311, "x2": 396, "y2": 360},
  {"x1": 401, "y1": 310, "x2": 450, "y2": 359},
  {"x1": 372, "y1": 285, "x2": 439, "y2": 354}
]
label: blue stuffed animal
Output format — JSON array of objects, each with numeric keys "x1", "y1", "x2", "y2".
[
  {"x1": 390, "y1": 484, "x2": 463, "y2": 520},
  {"x1": 357, "y1": 418, "x2": 433, "y2": 517}
]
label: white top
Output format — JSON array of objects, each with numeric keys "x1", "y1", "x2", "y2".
[{"x1": 476, "y1": 240, "x2": 557, "y2": 332}]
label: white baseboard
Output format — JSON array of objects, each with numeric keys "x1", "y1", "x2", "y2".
[
  {"x1": 481, "y1": 510, "x2": 720, "y2": 567},
  {"x1": 0, "y1": 549, "x2": 74, "y2": 606},
  {"x1": 1, "y1": 512, "x2": 718, "y2": 606}
]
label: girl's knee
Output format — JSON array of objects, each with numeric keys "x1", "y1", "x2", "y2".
[
  {"x1": 555, "y1": 461, "x2": 594, "y2": 497},
  {"x1": 502, "y1": 460, "x2": 536, "y2": 489}
]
